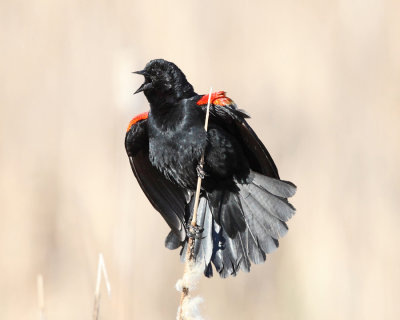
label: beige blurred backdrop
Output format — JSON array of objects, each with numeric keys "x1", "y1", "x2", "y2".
[{"x1": 1, "y1": 0, "x2": 399, "y2": 319}]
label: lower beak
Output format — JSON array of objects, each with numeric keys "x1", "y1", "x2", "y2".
[{"x1": 134, "y1": 82, "x2": 153, "y2": 94}]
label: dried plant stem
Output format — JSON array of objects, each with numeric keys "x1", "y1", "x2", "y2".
[
  {"x1": 93, "y1": 253, "x2": 111, "y2": 320},
  {"x1": 37, "y1": 274, "x2": 45, "y2": 320},
  {"x1": 93, "y1": 294, "x2": 101, "y2": 320},
  {"x1": 178, "y1": 87, "x2": 212, "y2": 320}
]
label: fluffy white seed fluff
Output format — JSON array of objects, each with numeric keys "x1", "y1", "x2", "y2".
[{"x1": 176, "y1": 262, "x2": 204, "y2": 319}]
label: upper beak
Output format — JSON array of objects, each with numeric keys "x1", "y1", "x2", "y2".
[
  {"x1": 132, "y1": 70, "x2": 153, "y2": 94},
  {"x1": 132, "y1": 70, "x2": 148, "y2": 76}
]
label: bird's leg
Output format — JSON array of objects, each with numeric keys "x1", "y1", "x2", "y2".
[
  {"x1": 186, "y1": 223, "x2": 204, "y2": 239},
  {"x1": 196, "y1": 164, "x2": 207, "y2": 179}
]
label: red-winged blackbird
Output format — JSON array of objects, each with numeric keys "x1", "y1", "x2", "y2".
[{"x1": 125, "y1": 59, "x2": 296, "y2": 278}]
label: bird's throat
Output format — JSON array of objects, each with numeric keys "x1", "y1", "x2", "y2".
[{"x1": 149, "y1": 101, "x2": 184, "y2": 131}]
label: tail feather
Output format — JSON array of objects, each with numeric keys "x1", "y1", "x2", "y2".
[
  {"x1": 242, "y1": 183, "x2": 295, "y2": 222},
  {"x1": 210, "y1": 222, "x2": 250, "y2": 278},
  {"x1": 240, "y1": 198, "x2": 280, "y2": 254},
  {"x1": 221, "y1": 234, "x2": 239, "y2": 277},
  {"x1": 209, "y1": 222, "x2": 224, "y2": 275},
  {"x1": 235, "y1": 230, "x2": 251, "y2": 272},
  {"x1": 251, "y1": 171, "x2": 297, "y2": 198},
  {"x1": 247, "y1": 234, "x2": 266, "y2": 264},
  {"x1": 240, "y1": 191, "x2": 288, "y2": 239},
  {"x1": 193, "y1": 197, "x2": 213, "y2": 273},
  {"x1": 165, "y1": 171, "x2": 296, "y2": 278},
  {"x1": 208, "y1": 190, "x2": 246, "y2": 238}
]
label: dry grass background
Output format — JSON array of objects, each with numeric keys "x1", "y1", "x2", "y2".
[{"x1": 1, "y1": 0, "x2": 399, "y2": 319}]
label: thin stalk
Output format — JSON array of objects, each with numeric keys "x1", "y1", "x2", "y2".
[
  {"x1": 178, "y1": 87, "x2": 213, "y2": 320},
  {"x1": 93, "y1": 253, "x2": 111, "y2": 320}
]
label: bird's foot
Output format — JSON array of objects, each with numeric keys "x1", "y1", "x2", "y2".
[
  {"x1": 186, "y1": 224, "x2": 204, "y2": 239},
  {"x1": 196, "y1": 165, "x2": 207, "y2": 179}
]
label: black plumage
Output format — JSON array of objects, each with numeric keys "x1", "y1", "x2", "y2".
[{"x1": 125, "y1": 59, "x2": 296, "y2": 277}]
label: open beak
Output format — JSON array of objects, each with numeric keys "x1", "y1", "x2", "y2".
[{"x1": 133, "y1": 70, "x2": 153, "y2": 94}]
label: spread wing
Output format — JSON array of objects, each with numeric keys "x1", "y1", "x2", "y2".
[
  {"x1": 125, "y1": 115, "x2": 187, "y2": 241},
  {"x1": 196, "y1": 91, "x2": 280, "y2": 178}
]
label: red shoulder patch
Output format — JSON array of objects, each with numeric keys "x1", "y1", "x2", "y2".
[
  {"x1": 196, "y1": 91, "x2": 234, "y2": 107},
  {"x1": 126, "y1": 111, "x2": 149, "y2": 132}
]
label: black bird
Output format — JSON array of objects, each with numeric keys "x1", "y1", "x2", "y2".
[{"x1": 125, "y1": 59, "x2": 296, "y2": 278}]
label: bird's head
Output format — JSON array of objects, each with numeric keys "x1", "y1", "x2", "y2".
[{"x1": 133, "y1": 59, "x2": 195, "y2": 105}]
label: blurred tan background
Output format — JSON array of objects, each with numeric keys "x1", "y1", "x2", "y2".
[{"x1": 1, "y1": 0, "x2": 399, "y2": 319}]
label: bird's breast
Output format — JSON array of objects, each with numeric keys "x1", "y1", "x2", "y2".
[{"x1": 148, "y1": 125, "x2": 207, "y2": 189}]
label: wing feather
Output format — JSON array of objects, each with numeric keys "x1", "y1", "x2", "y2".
[
  {"x1": 196, "y1": 92, "x2": 279, "y2": 178},
  {"x1": 125, "y1": 118, "x2": 188, "y2": 241}
]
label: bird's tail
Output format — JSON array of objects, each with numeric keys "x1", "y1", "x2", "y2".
[{"x1": 165, "y1": 170, "x2": 296, "y2": 278}]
